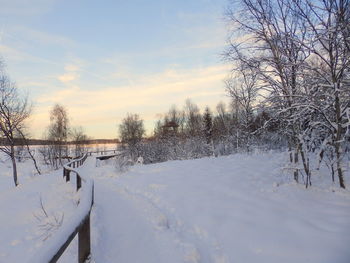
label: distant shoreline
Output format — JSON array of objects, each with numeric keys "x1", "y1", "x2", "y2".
[{"x1": 0, "y1": 138, "x2": 120, "y2": 146}]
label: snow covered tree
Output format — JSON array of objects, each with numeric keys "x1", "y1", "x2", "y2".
[
  {"x1": 291, "y1": 0, "x2": 350, "y2": 188},
  {"x1": 225, "y1": 0, "x2": 313, "y2": 185},
  {"x1": 225, "y1": 0, "x2": 350, "y2": 188}
]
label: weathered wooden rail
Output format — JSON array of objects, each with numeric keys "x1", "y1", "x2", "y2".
[
  {"x1": 28, "y1": 153, "x2": 94, "y2": 263},
  {"x1": 95, "y1": 152, "x2": 123, "y2": 161},
  {"x1": 88, "y1": 149, "x2": 117, "y2": 156}
]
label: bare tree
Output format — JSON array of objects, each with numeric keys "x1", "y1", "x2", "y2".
[
  {"x1": 215, "y1": 102, "x2": 234, "y2": 136},
  {"x1": 225, "y1": 64, "x2": 259, "y2": 152},
  {"x1": 0, "y1": 73, "x2": 31, "y2": 186},
  {"x1": 16, "y1": 129, "x2": 41, "y2": 175},
  {"x1": 119, "y1": 113, "x2": 145, "y2": 160},
  {"x1": 71, "y1": 126, "x2": 88, "y2": 157},
  {"x1": 225, "y1": 0, "x2": 311, "y2": 185},
  {"x1": 184, "y1": 99, "x2": 202, "y2": 137},
  {"x1": 47, "y1": 104, "x2": 69, "y2": 168},
  {"x1": 167, "y1": 105, "x2": 185, "y2": 135}
]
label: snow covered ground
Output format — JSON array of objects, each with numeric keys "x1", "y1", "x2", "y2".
[
  {"x1": 0, "y1": 166, "x2": 78, "y2": 262},
  {"x1": 0, "y1": 144, "x2": 114, "y2": 262},
  {"x1": 89, "y1": 152, "x2": 350, "y2": 263},
  {"x1": 1, "y1": 150, "x2": 350, "y2": 262}
]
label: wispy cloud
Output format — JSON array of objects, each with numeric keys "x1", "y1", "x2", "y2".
[
  {"x1": 39, "y1": 65, "x2": 230, "y2": 106},
  {"x1": 57, "y1": 62, "x2": 82, "y2": 84},
  {"x1": 0, "y1": 26, "x2": 76, "y2": 73},
  {"x1": 0, "y1": 0, "x2": 56, "y2": 16},
  {"x1": 99, "y1": 17, "x2": 226, "y2": 71},
  {"x1": 64, "y1": 64, "x2": 80, "y2": 72},
  {"x1": 32, "y1": 64, "x2": 229, "y2": 138},
  {"x1": 5, "y1": 25, "x2": 76, "y2": 49},
  {"x1": 0, "y1": 44, "x2": 53, "y2": 64},
  {"x1": 58, "y1": 72, "x2": 79, "y2": 83}
]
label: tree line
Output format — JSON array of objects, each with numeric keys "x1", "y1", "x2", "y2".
[
  {"x1": 118, "y1": 99, "x2": 279, "y2": 165},
  {"x1": 119, "y1": 0, "x2": 350, "y2": 189}
]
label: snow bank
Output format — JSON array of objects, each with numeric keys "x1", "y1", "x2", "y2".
[
  {"x1": 27, "y1": 154, "x2": 94, "y2": 263},
  {"x1": 91, "y1": 151, "x2": 350, "y2": 263},
  {"x1": 0, "y1": 168, "x2": 77, "y2": 262},
  {"x1": 1, "y1": 151, "x2": 349, "y2": 263},
  {"x1": 0, "y1": 152, "x2": 93, "y2": 263}
]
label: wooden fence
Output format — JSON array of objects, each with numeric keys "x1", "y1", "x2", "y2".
[
  {"x1": 88, "y1": 149, "x2": 117, "y2": 156},
  {"x1": 28, "y1": 153, "x2": 94, "y2": 263}
]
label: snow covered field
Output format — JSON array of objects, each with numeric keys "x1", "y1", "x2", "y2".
[
  {"x1": 1, "y1": 151, "x2": 350, "y2": 262},
  {"x1": 0, "y1": 166, "x2": 77, "y2": 262}
]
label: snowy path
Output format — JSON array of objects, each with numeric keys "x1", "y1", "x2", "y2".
[
  {"x1": 91, "y1": 178, "x2": 185, "y2": 262},
  {"x1": 79, "y1": 154, "x2": 350, "y2": 263},
  {"x1": 86, "y1": 158, "x2": 222, "y2": 263},
  {"x1": 2, "y1": 152, "x2": 349, "y2": 262},
  {"x1": 79, "y1": 158, "x2": 184, "y2": 262}
]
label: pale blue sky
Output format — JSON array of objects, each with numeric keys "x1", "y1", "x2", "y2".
[{"x1": 0, "y1": 0, "x2": 230, "y2": 139}]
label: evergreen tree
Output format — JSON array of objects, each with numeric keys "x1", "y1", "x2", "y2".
[{"x1": 203, "y1": 106, "x2": 213, "y2": 145}]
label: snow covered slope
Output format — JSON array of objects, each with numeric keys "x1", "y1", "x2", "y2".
[
  {"x1": 1, "y1": 151, "x2": 349, "y2": 263},
  {"x1": 90, "y1": 152, "x2": 350, "y2": 263},
  {"x1": 0, "y1": 169, "x2": 78, "y2": 262}
]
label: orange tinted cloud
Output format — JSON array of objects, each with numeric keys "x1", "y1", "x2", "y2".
[{"x1": 31, "y1": 64, "x2": 230, "y2": 138}]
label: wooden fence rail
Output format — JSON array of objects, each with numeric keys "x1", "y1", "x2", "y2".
[
  {"x1": 88, "y1": 149, "x2": 117, "y2": 156},
  {"x1": 28, "y1": 153, "x2": 94, "y2": 263}
]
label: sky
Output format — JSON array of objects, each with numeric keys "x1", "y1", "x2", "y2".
[{"x1": 0, "y1": 0, "x2": 231, "y2": 139}]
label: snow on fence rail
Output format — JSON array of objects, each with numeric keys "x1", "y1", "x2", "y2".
[
  {"x1": 28, "y1": 153, "x2": 94, "y2": 263},
  {"x1": 88, "y1": 149, "x2": 117, "y2": 156},
  {"x1": 95, "y1": 152, "x2": 123, "y2": 161}
]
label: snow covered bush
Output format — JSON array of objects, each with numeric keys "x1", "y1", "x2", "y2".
[{"x1": 115, "y1": 153, "x2": 133, "y2": 172}]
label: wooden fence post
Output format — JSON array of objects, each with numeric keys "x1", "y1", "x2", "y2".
[
  {"x1": 77, "y1": 175, "x2": 81, "y2": 191},
  {"x1": 78, "y1": 214, "x2": 91, "y2": 263},
  {"x1": 66, "y1": 169, "x2": 70, "y2": 182},
  {"x1": 54, "y1": 154, "x2": 92, "y2": 263}
]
